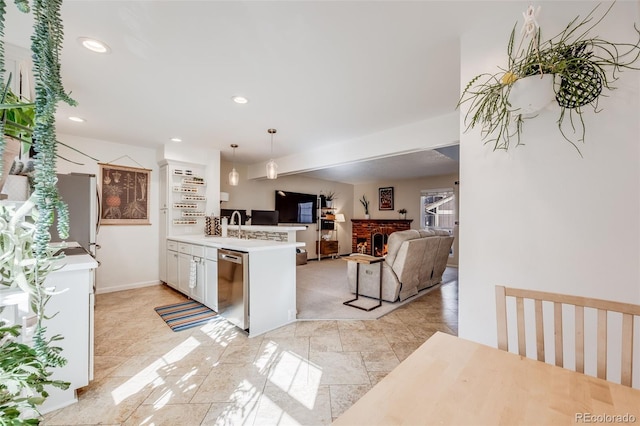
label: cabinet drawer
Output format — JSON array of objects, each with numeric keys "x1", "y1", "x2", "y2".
[
  {"x1": 178, "y1": 243, "x2": 191, "y2": 254},
  {"x1": 167, "y1": 240, "x2": 178, "y2": 251},
  {"x1": 191, "y1": 245, "x2": 204, "y2": 257},
  {"x1": 205, "y1": 247, "x2": 218, "y2": 260}
]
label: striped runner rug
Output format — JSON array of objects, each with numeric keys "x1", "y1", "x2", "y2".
[{"x1": 154, "y1": 300, "x2": 218, "y2": 332}]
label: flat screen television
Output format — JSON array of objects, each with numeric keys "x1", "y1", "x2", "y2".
[
  {"x1": 275, "y1": 190, "x2": 317, "y2": 224},
  {"x1": 250, "y1": 210, "x2": 279, "y2": 226}
]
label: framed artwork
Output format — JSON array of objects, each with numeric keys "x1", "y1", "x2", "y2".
[
  {"x1": 99, "y1": 163, "x2": 151, "y2": 225},
  {"x1": 379, "y1": 186, "x2": 394, "y2": 210}
]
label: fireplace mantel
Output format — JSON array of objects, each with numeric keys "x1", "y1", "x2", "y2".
[
  {"x1": 351, "y1": 219, "x2": 413, "y2": 255},
  {"x1": 351, "y1": 219, "x2": 413, "y2": 224}
]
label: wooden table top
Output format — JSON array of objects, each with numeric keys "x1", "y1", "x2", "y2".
[
  {"x1": 342, "y1": 254, "x2": 384, "y2": 264},
  {"x1": 333, "y1": 332, "x2": 640, "y2": 425}
]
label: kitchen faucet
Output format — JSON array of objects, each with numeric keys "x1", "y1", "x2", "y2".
[{"x1": 230, "y1": 210, "x2": 243, "y2": 238}]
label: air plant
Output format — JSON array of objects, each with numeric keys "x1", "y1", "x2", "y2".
[{"x1": 458, "y1": 3, "x2": 640, "y2": 155}]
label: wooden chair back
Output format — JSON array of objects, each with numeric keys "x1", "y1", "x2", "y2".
[{"x1": 495, "y1": 285, "x2": 640, "y2": 387}]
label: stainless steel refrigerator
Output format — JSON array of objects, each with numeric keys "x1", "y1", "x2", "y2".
[{"x1": 50, "y1": 173, "x2": 100, "y2": 256}]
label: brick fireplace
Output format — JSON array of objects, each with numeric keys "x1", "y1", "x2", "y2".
[{"x1": 351, "y1": 219, "x2": 413, "y2": 256}]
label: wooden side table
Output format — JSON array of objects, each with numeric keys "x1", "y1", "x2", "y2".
[{"x1": 342, "y1": 254, "x2": 384, "y2": 311}]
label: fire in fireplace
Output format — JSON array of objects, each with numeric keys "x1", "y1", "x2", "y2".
[
  {"x1": 371, "y1": 231, "x2": 389, "y2": 257},
  {"x1": 356, "y1": 238, "x2": 368, "y2": 254}
]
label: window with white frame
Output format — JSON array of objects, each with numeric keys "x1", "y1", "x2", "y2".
[{"x1": 420, "y1": 189, "x2": 455, "y2": 232}]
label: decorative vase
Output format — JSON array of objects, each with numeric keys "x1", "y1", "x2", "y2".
[
  {"x1": 326, "y1": 200, "x2": 333, "y2": 208},
  {"x1": 507, "y1": 74, "x2": 556, "y2": 115},
  {"x1": 364, "y1": 214, "x2": 370, "y2": 219}
]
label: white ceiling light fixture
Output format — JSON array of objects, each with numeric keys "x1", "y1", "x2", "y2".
[
  {"x1": 229, "y1": 144, "x2": 240, "y2": 186},
  {"x1": 232, "y1": 96, "x2": 249, "y2": 104},
  {"x1": 170, "y1": 137, "x2": 182, "y2": 143},
  {"x1": 68, "y1": 116, "x2": 85, "y2": 123},
  {"x1": 266, "y1": 128, "x2": 278, "y2": 180},
  {"x1": 78, "y1": 37, "x2": 111, "y2": 54}
]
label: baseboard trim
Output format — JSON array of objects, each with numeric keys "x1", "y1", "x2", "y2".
[{"x1": 96, "y1": 280, "x2": 161, "y2": 294}]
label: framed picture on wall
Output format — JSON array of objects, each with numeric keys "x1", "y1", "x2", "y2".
[
  {"x1": 379, "y1": 186, "x2": 394, "y2": 210},
  {"x1": 99, "y1": 163, "x2": 151, "y2": 225}
]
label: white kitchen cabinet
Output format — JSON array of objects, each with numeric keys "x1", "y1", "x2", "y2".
[
  {"x1": 171, "y1": 240, "x2": 207, "y2": 303},
  {"x1": 190, "y1": 255, "x2": 205, "y2": 303},
  {"x1": 204, "y1": 247, "x2": 218, "y2": 311},
  {"x1": 177, "y1": 252, "x2": 191, "y2": 295},
  {"x1": 40, "y1": 254, "x2": 98, "y2": 413},
  {"x1": 166, "y1": 241, "x2": 179, "y2": 290},
  {"x1": 159, "y1": 209, "x2": 168, "y2": 283}
]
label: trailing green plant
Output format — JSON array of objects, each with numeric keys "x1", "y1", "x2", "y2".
[
  {"x1": 0, "y1": 322, "x2": 69, "y2": 424},
  {"x1": 359, "y1": 195, "x2": 369, "y2": 215},
  {"x1": 457, "y1": 2, "x2": 640, "y2": 155},
  {"x1": 0, "y1": 0, "x2": 82, "y2": 421}
]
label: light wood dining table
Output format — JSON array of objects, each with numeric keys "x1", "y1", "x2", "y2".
[{"x1": 333, "y1": 331, "x2": 640, "y2": 425}]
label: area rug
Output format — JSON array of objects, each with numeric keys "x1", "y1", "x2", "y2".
[
  {"x1": 296, "y1": 257, "x2": 458, "y2": 320},
  {"x1": 154, "y1": 300, "x2": 218, "y2": 332}
]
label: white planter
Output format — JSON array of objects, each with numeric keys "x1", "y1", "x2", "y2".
[{"x1": 507, "y1": 74, "x2": 556, "y2": 115}]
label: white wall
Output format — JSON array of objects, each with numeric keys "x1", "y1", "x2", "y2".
[
  {"x1": 57, "y1": 135, "x2": 160, "y2": 293},
  {"x1": 220, "y1": 160, "x2": 354, "y2": 258},
  {"x1": 458, "y1": 1, "x2": 640, "y2": 385}
]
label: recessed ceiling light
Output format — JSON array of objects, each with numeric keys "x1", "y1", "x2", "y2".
[
  {"x1": 68, "y1": 116, "x2": 85, "y2": 123},
  {"x1": 170, "y1": 137, "x2": 182, "y2": 143},
  {"x1": 232, "y1": 96, "x2": 249, "y2": 104},
  {"x1": 78, "y1": 37, "x2": 111, "y2": 54}
]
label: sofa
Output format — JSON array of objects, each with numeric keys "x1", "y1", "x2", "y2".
[{"x1": 346, "y1": 229, "x2": 454, "y2": 302}]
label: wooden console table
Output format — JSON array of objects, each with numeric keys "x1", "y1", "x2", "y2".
[
  {"x1": 342, "y1": 254, "x2": 384, "y2": 311},
  {"x1": 334, "y1": 332, "x2": 640, "y2": 425}
]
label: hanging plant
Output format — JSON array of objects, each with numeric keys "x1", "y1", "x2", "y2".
[
  {"x1": 0, "y1": 0, "x2": 80, "y2": 421},
  {"x1": 457, "y1": 2, "x2": 640, "y2": 155}
]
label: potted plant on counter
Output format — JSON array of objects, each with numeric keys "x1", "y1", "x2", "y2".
[
  {"x1": 398, "y1": 208, "x2": 407, "y2": 220},
  {"x1": 457, "y1": 3, "x2": 640, "y2": 155}
]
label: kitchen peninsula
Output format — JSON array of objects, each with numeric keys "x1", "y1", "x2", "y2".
[{"x1": 164, "y1": 235, "x2": 303, "y2": 337}]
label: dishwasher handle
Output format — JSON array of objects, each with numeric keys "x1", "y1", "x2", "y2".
[{"x1": 219, "y1": 252, "x2": 243, "y2": 264}]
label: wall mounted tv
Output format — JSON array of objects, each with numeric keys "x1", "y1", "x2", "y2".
[{"x1": 275, "y1": 190, "x2": 317, "y2": 224}]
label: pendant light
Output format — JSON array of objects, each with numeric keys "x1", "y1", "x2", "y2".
[
  {"x1": 228, "y1": 144, "x2": 239, "y2": 186},
  {"x1": 266, "y1": 128, "x2": 278, "y2": 180}
]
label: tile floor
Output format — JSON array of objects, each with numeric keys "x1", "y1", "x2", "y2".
[{"x1": 42, "y1": 274, "x2": 458, "y2": 425}]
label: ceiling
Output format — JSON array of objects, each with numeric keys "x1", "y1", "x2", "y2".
[{"x1": 2, "y1": 1, "x2": 490, "y2": 183}]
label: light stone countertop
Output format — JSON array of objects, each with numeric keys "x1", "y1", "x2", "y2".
[{"x1": 168, "y1": 235, "x2": 304, "y2": 252}]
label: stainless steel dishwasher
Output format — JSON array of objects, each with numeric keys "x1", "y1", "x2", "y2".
[{"x1": 217, "y1": 249, "x2": 249, "y2": 330}]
